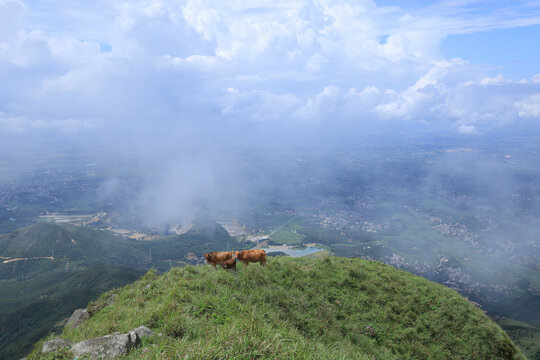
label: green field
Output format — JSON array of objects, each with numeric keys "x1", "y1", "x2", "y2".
[{"x1": 269, "y1": 219, "x2": 306, "y2": 244}]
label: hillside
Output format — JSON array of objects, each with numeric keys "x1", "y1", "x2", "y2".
[
  {"x1": 0, "y1": 265, "x2": 145, "y2": 360},
  {"x1": 0, "y1": 221, "x2": 244, "y2": 360},
  {"x1": 29, "y1": 257, "x2": 524, "y2": 360},
  {"x1": 0, "y1": 220, "x2": 240, "y2": 277}
]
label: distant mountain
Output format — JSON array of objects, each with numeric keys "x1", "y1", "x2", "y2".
[
  {"x1": 0, "y1": 223, "x2": 146, "y2": 280},
  {"x1": 29, "y1": 257, "x2": 525, "y2": 360},
  {"x1": 0, "y1": 221, "x2": 246, "y2": 360}
]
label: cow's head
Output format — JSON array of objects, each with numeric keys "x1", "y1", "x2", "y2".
[
  {"x1": 203, "y1": 253, "x2": 210, "y2": 263},
  {"x1": 233, "y1": 251, "x2": 239, "y2": 259}
]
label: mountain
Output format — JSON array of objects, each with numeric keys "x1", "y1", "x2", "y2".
[
  {"x1": 0, "y1": 265, "x2": 145, "y2": 360},
  {"x1": 0, "y1": 221, "x2": 244, "y2": 360},
  {"x1": 29, "y1": 257, "x2": 524, "y2": 360}
]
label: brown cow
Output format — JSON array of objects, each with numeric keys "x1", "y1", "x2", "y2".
[
  {"x1": 203, "y1": 251, "x2": 233, "y2": 268},
  {"x1": 234, "y1": 249, "x2": 267, "y2": 267},
  {"x1": 220, "y1": 258, "x2": 237, "y2": 271}
]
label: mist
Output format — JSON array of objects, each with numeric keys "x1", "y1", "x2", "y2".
[
  {"x1": 4, "y1": 4, "x2": 540, "y2": 360},
  {"x1": 1, "y1": 0, "x2": 540, "y2": 327}
]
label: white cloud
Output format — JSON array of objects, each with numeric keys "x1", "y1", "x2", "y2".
[
  {"x1": 29, "y1": 118, "x2": 98, "y2": 132},
  {"x1": 457, "y1": 124, "x2": 477, "y2": 134},
  {"x1": 1, "y1": 0, "x2": 540, "y2": 137},
  {"x1": 347, "y1": 86, "x2": 381, "y2": 105},
  {"x1": 0, "y1": 114, "x2": 26, "y2": 133},
  {"x1": 0, "y1": 0, "x2": 26, "y2": 42},
  {"x1": 0, "y1": 30, "x2": 51, "y2": 68},
  {"x1": 306, "y1": 53, "x2": 327, "y2": 72},
  {"x1": 221, "y1": 89, "x2": 301, "y2": 122},
  {"x1": 0, "y1": 113, "x2": 97, "y2": 134},
  {"x1": 157, "y1": 54, "x2": 223, "y2": 72},
  {"x1": 480, "y1": 74, "x2": 506, "y2": 86},
  {"x1": 516, "y1": 94, "x2": 540, "y2": 118},
  {"x1": 295, "y1": 85, "x2": 343, "y2": 121},
  {"x1": 42, "y1": 69, "x2": 101, "y2": 93}
]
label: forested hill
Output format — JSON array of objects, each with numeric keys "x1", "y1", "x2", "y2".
[
  {"x1": 0, "y1": 221, "x2": 244, "y2": 360},
  {"x1": 29, "y1": 257, "x2": 524, "y2": 360},
  {"x1": 0, "y1": 220, "x2": 239, "y2": 275}
]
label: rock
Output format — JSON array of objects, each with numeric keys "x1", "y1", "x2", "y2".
[
  {"x1": 71, "y1": 332, "x2": 140, "y2": 359},
  {"x1": 106, "y1": 293, "x2": 118, "y2": 306},
  {"x1": 43, "y1": 326, "x2": 151, "y2": 358},
  {"x1": 42, "y1": 338, "x2": 73, "y2": 353},
  {"x1": 130, "y1": 326, "x2": 155, "y2": 338},
  {"x1": 65, "y1": 308, "x2": 89, "y2": 328}
]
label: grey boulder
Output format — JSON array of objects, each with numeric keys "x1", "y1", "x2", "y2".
[
  {"x1": 71, "y1": 332, "x2": 140, "y2": 359},
  {"x1": 130, "y1": 326, "x2": 155, "y2": 338},
  {"x1": 65, "y1": 308, "x2": 89, "y2": 328},
  {"x1": 42, "y1": 338, "x2": 73, "y2": 353}
]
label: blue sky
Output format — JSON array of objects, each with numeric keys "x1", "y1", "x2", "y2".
[
  {"x1": 442, "y1": 24, "x2": 540, "y2": 79},
  {"x1": 377, "y1": 0, "x2": 540, "y2": 79},
  {"x1": 1, "y1": 0, "x2": 540, "y2": 139}
]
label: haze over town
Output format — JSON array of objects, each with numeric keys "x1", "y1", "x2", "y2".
[{"x1": 1, "y1": 1, "x2": 540, "y2": 359}]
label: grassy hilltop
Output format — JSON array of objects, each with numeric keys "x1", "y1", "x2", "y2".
[{"x1": 29, "y1": 257, "x2": 524, "y2": 360}]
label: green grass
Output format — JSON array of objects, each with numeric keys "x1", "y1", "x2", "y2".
[
  {"x1": 269, "y1": 220, "x2": 306, "y2": 245},
  {"x1": 0, "y1": 265, "x2": 145, "y2": 360},
  {"x1": 0, "y1": 221, "x2": 246, "y2": 360},
  {"x1": 28, "y1": 257, "x2": 524, "y2": 360}
]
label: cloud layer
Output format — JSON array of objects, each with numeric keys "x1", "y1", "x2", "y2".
[{"x1": 1, "y1": 0, "x2": 540, "y2": 138}]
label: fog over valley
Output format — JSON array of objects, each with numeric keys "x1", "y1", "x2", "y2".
[{"x1": 1, "y1": 0, "x2": 540, "y2": 359}]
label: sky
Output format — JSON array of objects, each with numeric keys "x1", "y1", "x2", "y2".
[{"x1": 1, "y1": 0, "x2": 540, "y2": 142}]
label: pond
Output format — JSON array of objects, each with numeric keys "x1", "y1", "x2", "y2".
[{"x1": 262, "y1": 245, "x2": 325, "y2": 257}]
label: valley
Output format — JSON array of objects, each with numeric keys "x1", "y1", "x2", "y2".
[{"x1": 1, "y1": 136, "x2": 540, "y2": 359}]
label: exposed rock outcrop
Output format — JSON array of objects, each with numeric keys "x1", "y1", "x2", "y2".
[
  {"x1": 65, "y1": 308, "x2": 89, "y2": 328},
  {"x1": 130, "y1": 326, "x2": 154, "y2": 337},
  {"x1": 40, "y1": 326, "x2": 155, "y2": 359},
  {"x1": 106, "y1": 293, "x2": 118, "y2": 306},
  {"x1": 70, "y1": 332, "x2": 140, "y2": 359},
  {"x1": 42, "y1": 338, "x2": 73, "y2": 353}
]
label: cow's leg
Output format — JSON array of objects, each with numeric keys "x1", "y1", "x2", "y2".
[
  {"x1": 243, "y1": 260, "x2": 249, "y2": 267},
  {"x1": 260, "y1": 259, "x2": 266, "y2": 267}
]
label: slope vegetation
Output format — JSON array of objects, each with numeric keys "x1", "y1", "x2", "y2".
[
  {"x1": 0, "y1": 221, "x2": 243, "y2": 360},
  {"x1": 0, "y1": 265, "x2": 144, "y2": 360},
  {"x1": 30, "y1": 257, "x2": 524, "y2": 360}
]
